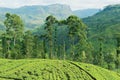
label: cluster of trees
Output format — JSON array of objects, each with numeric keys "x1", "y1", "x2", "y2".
[
  {"x1": 92, "y1": 36, "x2": 120, "y2": 70},
  {"x1": 1, "y1": 13, "x2": 90, "y2": 60},
  {"x1": 0, "y1": 13, "x2": 120, "y2": 70}
]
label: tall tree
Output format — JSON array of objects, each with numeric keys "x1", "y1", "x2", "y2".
[
  {"x1": 98, "y1": 37, "x2": 104, "y2": 65},
  {"x1": 23, "y1": 31, "x2": 34, "y2": 58},
  {"x1": 66, "y1": 15, "x2": 87, "y2": 61},
  {"x1": 3, "y1": 13, "x2": 24, "y2": 58},
  {"x1": 44, "y1": 15, "x2": 57, "y2": 59},
  {"x1": 115, "y1": 34, "x2": 120, "y2": 68}
]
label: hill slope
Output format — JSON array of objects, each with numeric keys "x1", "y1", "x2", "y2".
[
  {"x1": 0, "y1": 59, "x2": 119, "y2": 80},
  {"x1": 82, "y1": 4, "x2": 120, "y2": 53},
  {"x1": 83, "y1": 4, "x2": 120, "y2": 37}
]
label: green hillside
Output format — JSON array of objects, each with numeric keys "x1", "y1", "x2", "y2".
[
  {"x1": 0, "y1": 59, "x2": 119, "y2": 80},
  {"x1": 83, "y1": 4, "x2": 120, "y2": 37}
]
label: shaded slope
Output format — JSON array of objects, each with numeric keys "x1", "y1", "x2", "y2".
[
  {"x1": 82, "y1": 4, "x2": 120, "y2": 54},
  {"x1": 83, "y1": 4, "x2": 120, "y2": 37},
  {"x1": 0, "y1": 59, "x2": 119, "y2": 80}
]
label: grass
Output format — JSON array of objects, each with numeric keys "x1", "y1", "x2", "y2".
[{"x1": 0, "y1": 59, "x2": 119, "y2": 80}]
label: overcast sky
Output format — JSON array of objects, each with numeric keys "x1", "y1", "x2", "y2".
[{"x1": 0, "y1": 0, "x2": 120, "y2": 10}]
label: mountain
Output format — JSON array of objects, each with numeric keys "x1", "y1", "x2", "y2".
[
  {"x1": 83, "y1": 4, "x2": 120, "y2": 37},
  {"x1": 73, "y1": 9, "x2": 100, "y2": 18},
  {"x1": 0, "y1": 59, "x2": 119, "y2": 80},
  {"x1": 0, "y1": 4, "x2": 103, "y2": 32},
  {"x1": 0, "y1": 4, "x2": 73, "y2": 30}
]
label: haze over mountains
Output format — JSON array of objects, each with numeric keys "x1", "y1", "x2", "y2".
[
  {"x1": 73, "y1": 9, "x2": 100, "y2": 18},
  {"x1": 0, "y1": 4, "x2": 99, "y2": 30}
]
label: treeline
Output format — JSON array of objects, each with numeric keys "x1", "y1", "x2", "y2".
[
  {"x1": 0, "y1": 13, "x2": 120, "y2": 70},
  {"x1": 1, "y1": 13, "x2": 89, "y2": 60}
]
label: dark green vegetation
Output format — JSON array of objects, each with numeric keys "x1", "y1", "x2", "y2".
[
  {"x1": 0, "y1": 59, "x2": 119, "y2": 80},
  {"x1": 83, "y1": 4, "x2": 120, "y2": 36},
  {"x1": 83, "y1": 4, "x2": 120, "y2": 69},
  {"x1": 1, "y1": 13, "x2": 90, "y2": 62}
]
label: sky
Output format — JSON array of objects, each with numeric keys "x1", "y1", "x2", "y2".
[{"x1": 0, "y1": 0, "x2": 120, "y2": 10}]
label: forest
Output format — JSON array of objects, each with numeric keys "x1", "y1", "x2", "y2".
[{"x1": 0, "y1": 11, "x2": 120, "y2": 72}]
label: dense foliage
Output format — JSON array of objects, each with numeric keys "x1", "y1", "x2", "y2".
[
  {"x1": 0, "y1": 13, "x2": 90, "y2": 61},
  {"x1": 83, "y1": 4, "x2": 120, "y2": 69}
]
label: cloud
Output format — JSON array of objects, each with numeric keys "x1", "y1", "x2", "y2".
[
  {"x1": 0, "y1": 0, "x2": 120, "y2": 10},
  {"x1": 63, "y1": 0, "x2": 120, "y2": 10}
]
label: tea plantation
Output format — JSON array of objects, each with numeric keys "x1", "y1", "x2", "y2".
[{"x1": 0, "y1": 59, "x2": 119, "y2": 80}]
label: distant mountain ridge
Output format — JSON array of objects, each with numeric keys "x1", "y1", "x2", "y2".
[
  {"x1": 73, "y1": 9, "x2": 100, "y2": 18},
  {"x1": 0, "y1": 4, "x2": 102, "y2": 31},
  {"x1": 0, "y1": 4, "x2": 73, "y2": 30},
  {"x1": 0, "y1": 4, "x2": 100, "y2": 31}
]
